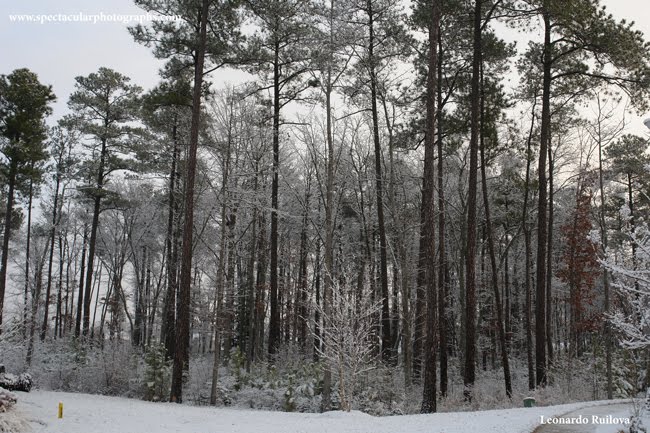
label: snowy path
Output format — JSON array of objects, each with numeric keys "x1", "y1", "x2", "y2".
[
  {"x1": 534, "y1": 403, "x2": 633, "y2": 433},
  {"x1": 10, "y1": 390, "x2": 632, "y2": 433}
]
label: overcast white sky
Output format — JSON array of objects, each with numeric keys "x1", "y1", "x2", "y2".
[{"x1": 1, "y1": 0, "x2": 649, "y2": 133}]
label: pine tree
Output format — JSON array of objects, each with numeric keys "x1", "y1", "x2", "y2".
[
  {"x1": 243, "y1": 0, "x2": 313, "y2": 360},
  {"x1": 0, "y1": 68, "x2": 55, "y2": 331},
  {"x1": 131, "y1": 0, "x2": 243, "y2": 403},
  {"x1": 66, "y1": 67, "x2": 142, "y2": 338}
]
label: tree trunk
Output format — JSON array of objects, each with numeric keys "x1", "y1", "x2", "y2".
[
  {"x1": 546, "y1": 139, "x2": 554, "y2": 366},
  {"x1": 436, "y1": 30, "x2": 448, "y2": 398},
  {"x1": 523, "y1": 99, "x2": 536, "y2": 390},
  {"x1": 0, "y1": 161, "x2": 18, "y2": 330},
  {"x1": 83, "y1": 134, "x2": 108, "y2": 337},
  {"x1": 23, "y1": 178, "x2": 34, "y2": 339},
  {"x1": 298, "y1": 183, "x2": 309, "y2": 352},
  {"x1": 479, "y1": 71, "x2": 512, "y2": 397},
  {"x1": 75, "y1": 227, "x2": 87, "y2": 338},
  {"x1": 55, "y1": 235, "x2": 64, "y2": 338},
  {"x1": 463, "y1": 0, "x2": 482, "y2": 401},
  {"x1": 366, "y1": 0, "x2": 391, "y2": 362},
  {"x1": 268, "y1": 39, "x2": 282, "y2": 359},
  {"x1": 162, "y1": 123, "x2": 180, "y2": 358},
  {"x1": 211, "y1": 108, "x2": 233, "y2": 405},
  {"x1": 535, "y1": 7, "x2": 552, "y2": 387},
  {"x1": 420, "y1": 0, "x2": 440, "y2": 413},
  {"x1": 322, "y1": 66, "x2": 335, "y2": 412},
  {"x1": 170, "y1": 0, "x2": 209, "y2": 403},
  {"x1": 26, "y1": 255, "x2": 46, "y2": 366},
  {"x1": 42, "y1": 164, "x2": 62, "y2": 341},
  {"x1": 597, "y1": 121, "x2": 613, "y2": 399}
]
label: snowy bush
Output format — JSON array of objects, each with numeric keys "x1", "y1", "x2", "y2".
[
  {"x1": 0, "y1": 387, "x2": 17, "y2": 412},
  {"x1": 314, "y1": 280, "x2": 381, "y2": 412},
  {"x1": 629, "y1": 395, "x2": 648, "y2": 433},
  {"x1": 603, "y1": 219, "x2": 650, "y2": 353},
  {"x1": 1, "y1": 337, "x2": 142, "y2": 397},
  {"x1": 0, "y1": 372, "x2": 32, "y2": 392},
  {"x1": 0, "y1": 386, "x2": 28, "y2": 433}
]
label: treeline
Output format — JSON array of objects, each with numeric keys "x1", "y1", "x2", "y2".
[{"x1": 1, "y1": 0, "x2": 650, "y2": 412}]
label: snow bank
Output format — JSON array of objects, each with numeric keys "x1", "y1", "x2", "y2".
[{"x1": 14, "y1": 390, "x2": 634, "y2": 433}]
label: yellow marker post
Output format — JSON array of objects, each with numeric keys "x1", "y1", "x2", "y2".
[{"x1": 58, "y1": 402, "x2": 63, "y2": 419}]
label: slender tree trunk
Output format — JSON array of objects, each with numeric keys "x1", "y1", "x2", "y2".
[
  {"x1": 75, "y1": 227, "x2": 87, "y2": 338},
  {"x1": 55, "y1": 235, "x2": 64, "y2": 338},
  {"x1": 0, "y1": 161, "x2": 18, "y2": 330},
  {"x1": 463, "y1": 0, "x2": 482, "y2": 401},
  {"x1": 170, "y1": 0, "x2": 209, "y2": 403},
  {"x1": 413, "y1": 205, "x2": 426, "y2": 381},
  {"x1": 546, "y1": 140, "x2": 554, "y2": 366},
  {"x1": 268, "y1": 40, "x2": 282, "y2": 358},
  {"x1": 245, "y1": 164, "x2": 259, "y2": 371},
  {"x1": 254, "y1": 211, "x2": 268, "y2": 362},
  {"x1": 597, "y1": 124, "x2": 613, "y2": 399},
  {"x1": 83, "y1": 135, "x2": 107, "y2": 337},
  {"x1": 162, "y1": 124, "x2": 180, "y2": 358},
  {"x1": 42, "y1": 164, "x2": 62, "y2": 341},
  {"x1": 210, "y1": 106, "x2": 233, "y2": 405},
  {"x1": 436, "y1": 31, "x2": 448, "y2": 398},
  {"x1": 26, "y1": 256, "x2": 46, "y2": 366},
  {"x1": 23, "y1": 178, "x2": 34, "y2": 339},
  {"x1": 479, "y1": 75, "x2": 512, "y2": 397},
  {"x1": 321, "y1": 68, "x2": 336, "y2": 411},
  {"x1": 298, "y1": 206, "x2": 309, "y2": 351},
  {"x1": 535, "y1": 7, "x2": 552, "y2": 387},
  {"x1": 365, "y1": 0, "x2": 391, "y2": 362},
  {"x1": 313, "y1": 232, "x2": 321, "y2": 361},
  {"x1": 420, "y1": 0, "x2": 440, "y2": 413},
  {"x1": 523, "y1": 101, "x2": 536, "y2": 390}
]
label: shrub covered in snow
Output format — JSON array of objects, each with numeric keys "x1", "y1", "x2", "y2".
[
  {"x1": 0, "y1": 387, "x2": 17, "y2": 412},
  {"x1": 0, "y1": 337, "x2": 143, "y2": 396},
  {"x1": 0, "y1": 372, "x2": 32, "y2": 392}
]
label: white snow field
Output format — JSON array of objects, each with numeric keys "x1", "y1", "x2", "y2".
[{"x1": 7, "y1": 391, "x2": 634, "y2": 433}]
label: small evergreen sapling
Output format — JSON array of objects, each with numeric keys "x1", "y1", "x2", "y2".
[{"x1": 143, "y1": 343, "x2": 171, "y2": 402}]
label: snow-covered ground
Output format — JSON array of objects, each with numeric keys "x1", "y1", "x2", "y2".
[{"x1": 6, "y1": 391, "x2": 636, "y2": 433}]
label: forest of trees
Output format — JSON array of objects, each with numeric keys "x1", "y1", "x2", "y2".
[{"x1": 1, "y1": 0, "x2": 650, "y2": 414}]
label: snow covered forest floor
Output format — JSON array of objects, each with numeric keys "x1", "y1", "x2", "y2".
[{"x1": 3, "y1": 390, "x2": 637, "y2": 433}]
